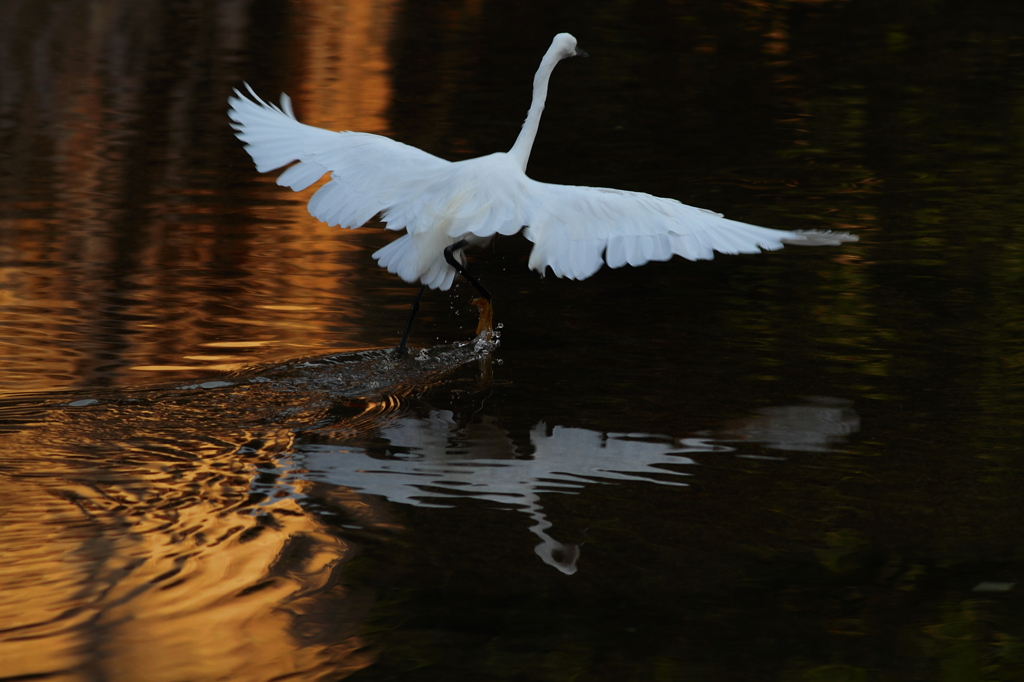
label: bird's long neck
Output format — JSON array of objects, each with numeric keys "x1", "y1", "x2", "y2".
[{"x1": 507, "y1": 51, "x2": 562, "y2": 172}]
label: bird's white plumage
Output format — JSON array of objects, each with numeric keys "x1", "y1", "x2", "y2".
[{"x1": 228, "y1": 32, "x2": 855, "y2": 290}]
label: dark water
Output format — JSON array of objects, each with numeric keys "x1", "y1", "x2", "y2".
[{"x1": 3, "y1": 1, "x2": 1024, "y2": 680}]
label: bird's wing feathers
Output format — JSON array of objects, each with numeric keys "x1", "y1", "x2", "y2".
[
  {"x1": 230, "y1": 85, "x2": 855, "y2": 287},
  {"x1": 228, "y1": 85, "x2": 450, "y2": 230},
  {"x1": 516, "y1": 180, "x2": 850, "y2": 280}
]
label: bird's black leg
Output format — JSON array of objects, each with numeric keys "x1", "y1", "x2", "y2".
[
  {"x1": 444, "y1": 239, "x2": 492, "y2": 301},
  {"x1": 395, "y1": 284, "x2": 427, "y2": 355},
  {"x1": 444, "y1": 239, "x2": 494, "y2": 335}
]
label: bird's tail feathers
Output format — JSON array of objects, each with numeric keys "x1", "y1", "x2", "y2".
[{"x1": 373, "y1": 233, "x2": 458, "y2": 291}]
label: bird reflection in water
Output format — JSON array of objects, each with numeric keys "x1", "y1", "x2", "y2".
[{"x1": 288, "y1": 400, "x2": 861, "y2": 575}]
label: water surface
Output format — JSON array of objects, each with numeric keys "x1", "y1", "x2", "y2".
[{"x1": 2, "y1": 0, "x2": 1024, "y2": 680}]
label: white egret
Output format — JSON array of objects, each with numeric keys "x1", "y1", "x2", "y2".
[{"x1": 228, "y1": 33, "x2": 856, "y2": 347}]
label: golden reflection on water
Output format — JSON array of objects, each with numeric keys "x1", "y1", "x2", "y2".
[
  {"x1": 0, "y1": 1, "x2": 404, "y2": 679},
  {"x1": 291, "y1": 0, "x2": 398, "y2": 134},
  {"x1": 0, "y1": 0, "x2": 401, "y2": 393},
  {"x1": 0, "y1": 329, "x2": 492, "y2": 681},
  {"x1": 0, "y1": 439, "x2": 380, "y2": 681}
]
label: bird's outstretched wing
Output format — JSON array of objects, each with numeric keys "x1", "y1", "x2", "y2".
[
  {"x1": 230, "y1": 85, "x2": 857, "y2": 287},
  {"x1": 228, "y1": 84, "x2": 451, "y2": 230},
  {"x1": 507, "y1": 180, "x2": 856, "y2": 280}
]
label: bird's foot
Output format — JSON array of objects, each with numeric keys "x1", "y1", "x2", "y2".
[{"x1": 472, "y1": 297, "x2": 494, "y2": 335}]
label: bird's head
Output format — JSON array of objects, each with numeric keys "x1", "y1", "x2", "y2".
[{"x1": 551, "y1": 33, "x2": 588, "y2": 60}]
